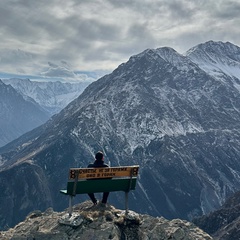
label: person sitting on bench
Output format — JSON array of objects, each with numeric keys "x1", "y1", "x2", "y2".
[{"x1": 87, "y1": 151, "x2": 109, "y2": 205}]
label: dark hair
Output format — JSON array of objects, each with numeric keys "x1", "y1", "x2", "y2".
[{"x1": 95, "y1": 151, "x2": 104, "y2": 161}]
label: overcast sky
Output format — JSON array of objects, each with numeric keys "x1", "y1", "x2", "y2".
[{"x1": 1, "y1": 0, "x2": 240, "y2": 82}]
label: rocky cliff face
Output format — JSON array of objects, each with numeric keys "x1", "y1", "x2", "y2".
[
  {"x1": 2, "y1": 78, "x2": 91, "y2": 115},
  {"x1": 0, "y1": 80, "x2": 50, "y2": 147},
  {"x1": 0, "y1": 162, "x2": 52, "y2": 230},
  {"x1": 193, "y1": 190, "x2": 240, "y2": 240},
  {"x1": 1, "y1": 41, "x2": 240, "y2": 230},
  {"x1": 0, "y1": 201, "x2": 212, "y2": 240}
]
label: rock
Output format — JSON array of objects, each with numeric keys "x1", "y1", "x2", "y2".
[
  {"x1": 0, "y1": 201, "x2": 212, "y2": 240},
  {"x1": 193, "y1": 190, "x2": 240, "y2": 239}
]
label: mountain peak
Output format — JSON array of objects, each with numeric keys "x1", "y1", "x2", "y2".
[
  {"x1": 186, "y1": 40, "x2": 240, "y2": 58},
  {"x1": 0, "y1": 201, "x2": 212, "y2": 240},
  {"x1": 131, "y1": 46, "x2": 183, "y2": 63},
  {"x1": 186, "y1": 40, "x2": 240, "y2": 79}
]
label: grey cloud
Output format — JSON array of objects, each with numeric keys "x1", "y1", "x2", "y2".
[
  {"x1": 41, "y1": 61, "x2": 76, "y2": 78},
  {"x1": 39, "y1": 11, "x2": 124, "y2": 67},
  {"x1": 0, "y1": 0, "x2": 240, "y2": 77},
  {"x1": 0, "y1": 0, "x2": 76, "y2": 43},
  {"x1": 106, "y1": 0, "x2": 162, "y2": 15},
  {"x1": 65, "y1": 16, "x2": 120, "y2": 42},
  {"x1": 82, "y1": 21, "x2": 157, "y2": 63},
  {"x1": 164, "y1": 0, "x2": 197, "y2": 20},
  {"x1": 0, "y1": 49, "x2": 36, "y2": 65},
  {"x1": 107, "y1": 0, "x2": 197, "y2": 23},
  {"x1": 212, "y1": 1, "x2": 240, "y2": 19},
  {"x1": 48, "y1": 62, "x2": 58, "y2": 68},
  {"x1": 0, "y1": 48, "x2": 42, "y2": 74}
]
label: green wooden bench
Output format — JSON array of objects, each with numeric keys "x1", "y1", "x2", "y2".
[{"x1": 60, "y1": 165, "x2": 139, "y2": 215}]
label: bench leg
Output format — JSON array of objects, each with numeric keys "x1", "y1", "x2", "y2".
[
  {"x1": 125, "y1": 192, "x2": 129, "y2": 215},
  {"x1": 69, "y1": 195, "x2": 74, "y2": 217}
]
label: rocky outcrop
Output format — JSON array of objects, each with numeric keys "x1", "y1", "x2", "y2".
[
  {"x1": 0, "y1": 201, "x2": 212, "y2": 240},
  {"x1": 0, "y1": 162, "x2": 52, "y2": 230},
  {"x1": 193, "y1": 191, "x2": 240, "y2": 240}
]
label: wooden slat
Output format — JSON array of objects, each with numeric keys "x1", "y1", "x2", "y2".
[
  {"x1": 63, "y1": 178, "x2": 138, "y2": 195},
  {"x1": 68, "y1": 165, "x2": 139, "y2": 180}
]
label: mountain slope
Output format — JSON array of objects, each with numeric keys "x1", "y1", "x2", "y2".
[
  {"x1": 186, "y1": 40, "x2": 240, "y2": 80},
  {"x1": 1, "y1": 41, "x2": 240, "y2": 229},
  {"x1": 193, "y1": 190, "x2": 240, "y2": 239},
  {"x1": 2, "y1": 78, "x2": 91, "y2": 114},
  {"x1": 0, "y1": 80, "x2": 50, "y2": 147}
]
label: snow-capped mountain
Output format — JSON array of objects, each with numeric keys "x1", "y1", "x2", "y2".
[
  {"x1": 0, "y1": 80, "x2": 50, "y2": 147},
  {"x1": 186, "y1": 40, "x2": 240, "y2": 80},
  {"x1": 1, "y1": 41, "x2": 240, "y2": 230},
  {"x1": 2, "y1": 78, "x2": 91, "y2": 114}
]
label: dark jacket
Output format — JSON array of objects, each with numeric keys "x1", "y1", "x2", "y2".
[{"x1": 88, "y1": 160, "x2": 109, "y2": 168}]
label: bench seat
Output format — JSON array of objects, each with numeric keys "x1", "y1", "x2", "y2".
[
  {"x1": 60, "y1": 165, "x2": 139, "y2": 215},
  {"x1": 60, "y1": 177, "x2": 137, "y2": 195}
]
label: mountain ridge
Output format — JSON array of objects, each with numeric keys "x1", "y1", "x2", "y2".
[
  {"x1": 186, "y1": 40, "x2": 240, "y2": 80},
  {"x1": 2, "y1": 78, "x2": 91, "y2": 115},
  {"x1": 0, "y1": 80, "x2": 50, "y2": 148},
  {"x1": 193, "y1": 190, "x2": 240, "y2": 239},
  {"x1": 1, "y1": 41, "x2": 240, "y2": 229}
]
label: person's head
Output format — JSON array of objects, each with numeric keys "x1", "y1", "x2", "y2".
[{"x1": 95, "y1": 151, "x2": 104, "y2": 162}]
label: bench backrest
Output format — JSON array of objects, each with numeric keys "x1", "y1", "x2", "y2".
[
  {"x1": 69, "y1": 166, "x2": 139, "y2": 179},
  {"x1": 63, "y1": 165, "x2": 139, "y2": 196}
]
